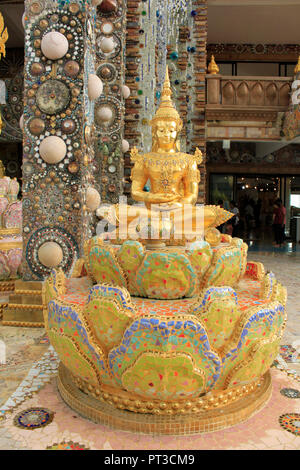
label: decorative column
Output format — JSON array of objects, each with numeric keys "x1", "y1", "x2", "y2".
[
  {"x1": 134, "y1": 0, "x2": 158, "y2": 154},
  {"x1": 206, "y1": 55, "x2": 221, "y2": 105},
  {"x1": 188, "y1": 0, "x2": 207, "y2": 203},
  {"x1": 159, "y1": 0, "x2": 208, "y2": 203},
  {"x1": 160, "y1": 0, "x2": 190, "y2": 151},
  {"x1": 123, "y1": 0, "x2": 142, "y2": 201},
  {"x1": 3, "y1": 0, "x2": 99, "y2": 326},
  {"x1": 121, "y1": 0, "x2": 208, "y2": 204},
  {"x1": 94, "y1": 0, "x2": 127, "y2": 204}
]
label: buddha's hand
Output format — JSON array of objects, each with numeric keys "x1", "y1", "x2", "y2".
[
  {"x1": 156, "y1": 202, "x2": 183, "y2": 212},
  {"x1": 146, "y1": 193, "x2": 179, "y2": 204}
]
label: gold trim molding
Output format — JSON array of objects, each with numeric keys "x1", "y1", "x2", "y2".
[
  {"x1": 0, "y1": 228, "x2": 20, "y2": 238},
  {"x1": 2, "y1": 321, "x2": 44, "y2": 327},
  {"x1": 58, "y1": 363, "x2": 272, "y2": 435}
]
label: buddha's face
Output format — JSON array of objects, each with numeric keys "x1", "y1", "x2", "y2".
[{"x1": 155, "y1": 120, "x2": 178, "y2": 150}]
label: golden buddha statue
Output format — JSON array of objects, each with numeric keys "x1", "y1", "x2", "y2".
[
  {"x1": 130, "y1": 70, "x2": 201, "y2": 211},
  {"x1": 101, "y1": 67, "x2": 232, "y2": 244}
]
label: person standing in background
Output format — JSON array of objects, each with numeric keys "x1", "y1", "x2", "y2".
[
  {"x1": 282, "y1": 200, "x2": 286, "y2": 243},
  {"x1": 229, "y1": 200, "x2": 239, "y2": 238},
  {"x1": 272, "y1": 198, "x2": 285, "y2": 248}
]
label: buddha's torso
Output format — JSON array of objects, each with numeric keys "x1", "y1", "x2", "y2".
[{"x1": 142, "y1": 152, "x2": 192, "y2": 195}]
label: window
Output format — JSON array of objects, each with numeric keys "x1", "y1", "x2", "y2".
[{"x1": 211, "y1": 61, "x2": 295, "y2": 77}]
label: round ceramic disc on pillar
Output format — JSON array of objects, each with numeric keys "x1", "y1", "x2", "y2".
[
  {"x1": 122, "y1": 139, "x2": 129, "y2": 152},
  {"x1": 96, "y1": 105, "x2": 113, "y2": 123},
  {"x1": 121, "y1": 85, "x2": 130, "y2": 99},
  {"x1": 86, "y1": 187, "x2": 101, "y2": 211},
  {"x1": 88, "y1": 74, "x2": 103, "y2": 101},
  {"x1": 41, "y1": 32, "x2": 69, "y2": 60},
  {"x1": 38, "y1": 241, "x2": 63, "y2": 268},
  {"x1": 100, "y1": 37, "x2": 115, "y2": 53},
  {"x1": 39, "y1": 136, "x2": 67, "y2": 164}
]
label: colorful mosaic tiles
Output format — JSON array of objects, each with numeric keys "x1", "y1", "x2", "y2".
[
  {"x1": 22, "y1": 0, "x2": 97, "y2": 280},
  {"x1": 59, "y1": 276, "x2": 269, "y2": 313},
  {"x1": 46, "y1": 441, "x2": 90, "y2": 450},
  {"x1": 280, "y1": 388, "x2": 300, "y2": 399},
  {"x1": 280, "y1": 345, "x2": 300, "y2": 364},
  {"x1": 0, "y1": 346, "x2": 59, "y2": 417},
  {"x1": 0, "y1": 250, "x2": 297, "y2": 447},
  {"x1": 43, "y1": 254, "x2": 287, "y2": 411},
  {"x1": 95, "y1": 0, "x2": 127, "y2": 203},
  {"x1": 13, "y1": 407, "x2": 54, "y2": 430},
  {"x1": 83, "y1": 237, "x2": 248, "y2": 299},
  {"x1": 0, "y1": 353, "x2": 299, "y2": 449},
  {"x1": 279, "y1": 413, "x2": 300, "y2": 436}
]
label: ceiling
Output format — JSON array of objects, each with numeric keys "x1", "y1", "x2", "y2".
[
  {"x1": 207, "y1": 0, "x2": 300, "y2": 44},
  {"x1": 0, "y1": 0, "x2": 300, "y2": 49}
]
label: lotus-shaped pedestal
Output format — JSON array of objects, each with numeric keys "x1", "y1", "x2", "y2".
[
  {"x1": 83, "y1": 235, "x2": 248, "y2": 299},
  {"x1": 43, "y1": 236, "x2": 287, "y2": 433}
]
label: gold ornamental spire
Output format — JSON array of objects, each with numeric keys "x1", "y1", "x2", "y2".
[
  {"x1": 0, "y1": 13, "x2": 8, "y2": 61},
  {"x1": 207, "y1": 55, "x2": 219, "y2": 75},
  {"x1": 150, "y1": 66, "x2": 183, "y2": 129},
  {"x1": 161, "y1": 65, "x2": 172, "y2": 101},
  {"x1": 294, "y1": 56, "x2": 300, "y2": 75}
]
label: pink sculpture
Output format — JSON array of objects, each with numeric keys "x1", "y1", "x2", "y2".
[{"x1": 0, "y1": 170, "x2": 22, "y2": 281}]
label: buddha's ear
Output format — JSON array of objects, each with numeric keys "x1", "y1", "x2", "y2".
[
  {"x1": 177, "y1": 118, "x2": 183, "y2": 132},
  {"x1": 151, "y1": 128, "x2": 158, "y2": 151},
  {"x1": 176, "y1": 139, "x2": 181, "y2": 151}
]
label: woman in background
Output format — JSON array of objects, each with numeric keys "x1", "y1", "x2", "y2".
[{"x1": 272, "y1": 198, "x2": 285, "y2": 248}]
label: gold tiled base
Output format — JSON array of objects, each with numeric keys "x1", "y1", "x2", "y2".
[
  {"x1": 57, "y1": 363, "x2": 272, "y2": 435},
  {"x1": 2, "y1": 280, "x2": 44, "y2": 327},
  {"x1": 0, "y1": 280, "x2": 15, "y2": 292}
]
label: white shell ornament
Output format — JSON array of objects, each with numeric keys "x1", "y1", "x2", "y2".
[
  {"x1": 41, "y1": 31, "x2": 69, "y2": 60},
  {"x1": 39, "y1": 136, "x2": 67, "y2": 164},
  {"x1": 19, "y1": 114, "x2": 24, "y2": 130},
  {"x1": 122, "y1": 85, "x2": 131, "y2": 99},
  {"x1": 22, "y1": 12, "x2": 26, "y2": 28},
  {"x1": 100, "y1": 37, "x2": 115, "y2": 53},
  {"x1": 92, "y1": 0, "x2": 104, "y2": 5},
  {"x1": 38, "y1": 242, "x2": 63, "y2": 268},
  {"x1": 86, "y1": 187, "x2": 101, "y2": 211},
  {"x1": 88, "y1": 74, "x2": 103, "y2": 101},
  {"x1": 96, "y1": 106, "x2": 113, "y2": 123},
  {"x1": 122, "y1": 139, "x2": 129, "y2": 152}
]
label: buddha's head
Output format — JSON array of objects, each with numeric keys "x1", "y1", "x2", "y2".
[
  {"x1": 150, "y1": 67, "x2": 182, "y2": 152},
  {"x1": 152, "y1": 119, "x2": 181, "y2": 152}
]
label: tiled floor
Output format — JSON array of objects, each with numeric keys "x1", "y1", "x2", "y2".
[
  {"x1": 247, "y1": 249, "x2": 300, "y2": 358},
  {"x1": 0, "y1": 248, "x2": 299, "y2": 449}
]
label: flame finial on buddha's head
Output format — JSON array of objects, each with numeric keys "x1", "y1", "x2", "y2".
[{"x1": 150, "y1": 66, "x2": 183, "y2": 131}]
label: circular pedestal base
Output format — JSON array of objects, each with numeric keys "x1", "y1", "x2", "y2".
[{"x1": 57, "y1": 364, "x2": 272, "y2": 436}]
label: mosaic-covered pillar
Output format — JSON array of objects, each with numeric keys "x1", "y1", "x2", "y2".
[
  {"x1": 22, "y1": 0, "x2": 98, "y2": 281},
  {"x1": 159, "y1": 0, "x2": 207, "y2": 202},
  {"x1": 188, "y1": 0, "x2": 207, "y2": 203},
  {"x1": 123, "y1": 0, "x2": 142, "y2": 201},
  {"x1": 122, "y1": 1, "x2": 207, "y2": 203},
  {"x1": 94, "y1": 0, "x2": 127, "y2": 204}
]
